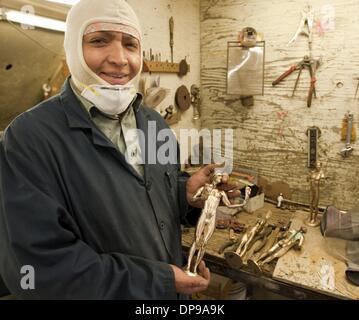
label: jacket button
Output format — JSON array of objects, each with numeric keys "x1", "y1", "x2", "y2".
[
  {"x1": 159, "y1": 221, "x2": 165, "y2": 230},
  {"x1": 146, "y1": 180, "x2": 152, "y2": 191}
]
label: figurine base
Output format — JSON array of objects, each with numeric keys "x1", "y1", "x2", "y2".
[
  {"x1": 247, "y1": 259, "x2": 262, "y2": 274},
  {"x1": 183, "y1": 269, "x2": 198, "y2": 277},
  {"x1": 224, "y1": 251, "x2": 243, "y2": 269},
  {"x1": 304, "y1": 217, "x2": 320, "y2": 227}
]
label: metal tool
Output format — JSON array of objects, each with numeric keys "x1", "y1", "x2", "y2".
[
  {"x1": 354, "y1": 77, "x2": 359, "y2": 98},
  {"x1": 272, "y1": 55, "x2": 319, "y2": 107},
  {"x1": 306, "y1": 126, "x2": 321, "y2": 168},
  {"x1": 169, "y1": 17, "x2": 174, "y2": 63},
  {"x1": 288, "y1": 4, "x2": 314, "y2": 53},
  {"x1": 190, "y1": 84, "x2": 201, "y2": 120},
  {"x1": 340, "y1": 112, "x2": 355, "y2": 158},
  {"x1": 164, "y1": 105, "x2": 174, "y2": 120}
]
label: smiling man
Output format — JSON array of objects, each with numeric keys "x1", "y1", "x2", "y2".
[
  {"x1": 83, "y1": 30, "x2": 141, "y2": 85},
  {"x1": 0, "y1": 0, "x2": 240, "y2": 300}
]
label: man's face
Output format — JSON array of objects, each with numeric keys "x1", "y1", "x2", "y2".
[{"x1": 83, "y1": 31, "x2": 141, "y2": 85}]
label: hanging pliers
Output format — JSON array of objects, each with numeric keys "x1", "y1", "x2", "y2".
[
  {"x1": 288, "y1": 4, "x2": 314, "y2": 52},
  {"x1": 272, "y1": 55, "x2": 319, "y2": 108}
]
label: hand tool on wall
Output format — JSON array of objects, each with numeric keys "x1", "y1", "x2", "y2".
[
  {"x1": 288, "y1": 4, "x2": 314, "y2": 53},
  {"x1": 163, "y1": 105, "x2": 174, "y2": 120},
  {"x1": 169, "y1": 16, "x2": 174, "y2": 63},
  {"x1": 163, "y1": 105, "x2": 180, "y2": 126},
  {"x1": 354, "y1": 77, "x2": 359, "y2": 98},
  {"x1": 272, "y1": 55, "x2": 320, "y2": 107},
  {"x1": 307, "y1": 57, "x2": 317, "y2": 107},
  {"x1": 306, "y1": 126, "x2": 321, "y2": 168},
  {"x1": 340, "y1": 112, "x2": 355, "y2": 158},
  {"x1": 190, "y1": 84, "x2": 201, "y2": 120}
]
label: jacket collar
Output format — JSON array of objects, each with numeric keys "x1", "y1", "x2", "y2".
[{"x1": 59, "y1": 77, "x2": 148, "y2": 181}]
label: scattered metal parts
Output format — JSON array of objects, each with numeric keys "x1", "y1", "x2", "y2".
[{"x1": 216, "y1": 219, "x2": 246, "y2": 233}]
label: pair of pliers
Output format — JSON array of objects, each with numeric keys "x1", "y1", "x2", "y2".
[
  {"x1": 272, "y1": 56, "x2": 319, "y2": 108},
  {"x1": 288, "y1": 4, "x2": 314, "y2": 51}
]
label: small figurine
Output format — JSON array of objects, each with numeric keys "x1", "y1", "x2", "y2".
[
  {"x1": 185, "y1": 173, "x2": 251, "y2": 276},
  {"x1": 277, "y1": 193, "x2": 284, "y2": 208},
  {"x1": 306, "y1": 161, "x2": 325, "y2": 227},
  {"x1": 248, "y1": 227, "x2": 306, "y2": 274},
  {"x1": 224, "y1": 211, "x2": 272, "y2": 269}
]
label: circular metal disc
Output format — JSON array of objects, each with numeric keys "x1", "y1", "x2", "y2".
[{"x1": 175, "y1": 85, "x2": 191, "y2": 111}]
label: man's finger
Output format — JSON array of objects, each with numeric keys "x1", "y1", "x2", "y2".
[
  {"x1": 227, "y1": 190, "x2": 241, "y2": 198},
  {"x1": 197, "y1": 261, "x2": 211, "y2": 282},
  {"x1": 221, "y1": 173, "x2": 229, "y2": 183},
  {"x1": 202, "y1": 163, "x2": 225, "y2": 176}
]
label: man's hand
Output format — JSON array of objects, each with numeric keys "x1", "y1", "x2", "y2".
[
  {"x1": 186, "y1": 164, "x2": 241, "y2": 208},
  {"x1": 170, "y1": 261, "x2": 210, "y2": 295}
]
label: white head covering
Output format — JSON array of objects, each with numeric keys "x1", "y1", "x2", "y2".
[{"x1": 64, "y1": 0, "x2": 142, "y2": 89}]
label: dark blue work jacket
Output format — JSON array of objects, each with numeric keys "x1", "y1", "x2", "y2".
[{"x1": 0, "y1": 79, "x2": 198, "y2": 299}]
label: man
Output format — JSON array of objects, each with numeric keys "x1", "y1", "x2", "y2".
[{"x1": 0, "y1": 0, "x2": 237, "y2": 299}]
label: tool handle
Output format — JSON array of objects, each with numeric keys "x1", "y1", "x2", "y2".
[
  {"x1": 307, "y1": 76, "x2": 316, "y2": 108},
  {"x1": 346, "y1": 113, "x2": 354, "y2": 144},
  {"x1": 169, "y1": 17, "x2": 174, "y2": 43},
  {"x1": 272, "y1": 65, "x2": 297, "y2": 86}
]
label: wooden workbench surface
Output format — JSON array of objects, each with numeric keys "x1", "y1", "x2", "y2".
[
  {"x1": 182, "y1": 202, "x2": 359, "y2": 300},
  {"x1": 273, "y1": 210, "x2": 359, "y2": 300}
]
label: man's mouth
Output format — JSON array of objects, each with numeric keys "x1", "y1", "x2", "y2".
[
  {"x1": 100, "y1": 72, "x2": 129, "y2": 84},
  {"x1": 102, "y1": 72, "x2": 127, "y2": 79}
]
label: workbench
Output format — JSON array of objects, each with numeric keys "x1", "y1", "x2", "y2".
[{"x1": 182, "y1": 202, "x2": 359, "y2": 300}]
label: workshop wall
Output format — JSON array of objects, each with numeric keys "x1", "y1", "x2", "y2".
[
  {"x1": 129, "y1": 0, "x2": 201, "y2": 147},
  {"x1": 200, "y1": 0, "x2": 359, "y2": 210},
  {"x1": 0, "y1": 0, "x2": 201, "y2": 140}
]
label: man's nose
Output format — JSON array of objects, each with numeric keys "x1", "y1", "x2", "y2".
[{"x1": 107, "y1": 42, "x2": 128, "y2": 66}]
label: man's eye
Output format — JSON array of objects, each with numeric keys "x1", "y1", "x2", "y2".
[
  {"x1": 90, "y1": 38, "x2": 107, "y2": 45},
  {"x1": 126, "y1": 42, "x2": 139, "y2": 49}
]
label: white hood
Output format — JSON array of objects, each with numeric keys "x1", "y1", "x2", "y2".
[{"x1": 64, "y1": 0, "x2": 143, "y2": 89}]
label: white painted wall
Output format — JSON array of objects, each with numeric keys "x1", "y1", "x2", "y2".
[
  {"x1": 128, "y1": 0, "x2": 201, "y2": 160},
  {"x1": 200, "y1": 0, "x2": 359, "y2": 210}
]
